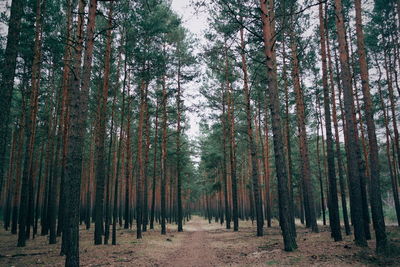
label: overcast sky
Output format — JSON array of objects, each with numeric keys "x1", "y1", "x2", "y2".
[
  {"x1": 171, "y1": 0, "x2": 208, "y2": 141},
  {"x1": 171, "y1": 0, "x2": 208, "y2": 40}
]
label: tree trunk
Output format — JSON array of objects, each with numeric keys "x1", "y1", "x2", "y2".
[
  {"x1": 94, "y1": 1, "x2": 113, "y2": 245},
  {"x1": 227, "y1": 56, "x2": 239, "y2": 232},
  {"x1": 354, "y1": 0, "x2": 387, "y2": 251},
  {"x1": 240, "y1": 27, "x2": 263, "y2": 236},
  {"x1": 150, "y1": 98, "x2": 159, "y2": 230},
  {"x1": 315, "y1": 111, "x2": 326, "y2": 226},
  {"x1": 124, "y1": 80, "x2": 132, "y2": 230},
  {"x1": 18, "y1": 0, "x2": 45, "y2": 247},
  {"x1": 281, "y1": 32, "x2": 296, "y2": 230},
  {"x1": 262, "y1": 104, "x2": 272, "y2": 228},
  {"x1": 334, "y1": 0, "x2": 367, "y2": 247},
  {"x1": 105, "y1": 33, "x2": 123, "y2": 244},
  {"x1": 161, "y1": 70, "x2": 168, "y2": 235},
  {"x1": 222, "y1": 41, "x2": 231, "y2": 230},
  {"x1": 259, "y1": 0, "x2": 297, "y2": 251},
  {"x1": 3, "y1": 128, "x2": 17, "y2": 231},
  {"x1": 318, "y1": 1, "x2": 341, "y2": 240},
  {"x1": 374, "y1": 54, "x2": 400, "y2": 227},
  {"x1": 79, "y1": 0, "x2": 98, "y2": 232},
  {"x1": 348, "y1": 29, "x2": 371, "y2": 241},
  {"x1": 0, "y1": 0, "x2": 24, "y2": 194},
  {"x1": 290, "y1": 24, "x2": 318, "y2": 233},
  {"x1": 136, "y1": 80, "x2": 147, "y2": 239},
  {"x1": 383, "y1": 44, "x2": 400, "y2": 207},
  {"x1": 325, "y1": 17, "x2": 351, "y2": 235},
  {"x1": 176, "y1": 58, "x2": 183, "y2": 232},
  {"x1": 113, "y1": 34, "x2": 127, "y2": 245},
  {"x1": 11, "y1": 109, "x2": 25, "y2": 235},
  {"x1": 143, "y1": 89, "x2": 151, "y2": 232},
  {"x1": 63, "y1": 0, "x2": 86, "y2": 264},
  {"x1": 222, "y1": 39, "x2": 236, "y2": 232}
]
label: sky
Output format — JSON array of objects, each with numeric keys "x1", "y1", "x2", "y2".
[
  {"x1": 170, "y1": 0, "x2": 208, "y2": 141},
  {"x1": 0, "y1": 1, "x2": 10, "y2": 36},
  {"x1": 170, "y1": 0, "x2": 208, "y2": 41}
]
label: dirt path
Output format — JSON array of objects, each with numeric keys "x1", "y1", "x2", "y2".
[
  {"x1": 0, "y1": 217, "x2": 399, "y2": 266},
  {"x1": 162, "y1": 218, "x2": 221, "y2": 267}
]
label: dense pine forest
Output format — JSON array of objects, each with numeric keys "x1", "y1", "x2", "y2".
[{"x1": 0, "y1": 0, "x2": 400, "y2": 266}]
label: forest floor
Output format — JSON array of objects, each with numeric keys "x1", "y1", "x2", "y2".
[{"x1": 0, "y1": 216, "x2": 400, "y2": 266}]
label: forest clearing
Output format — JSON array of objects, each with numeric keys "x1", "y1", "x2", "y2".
[
  {"x1": 1, "y1": 0, "x2": 400, "y2": 266},
  {"x1": 1, "y1": 216, "x2": 399, "y2": 266}
]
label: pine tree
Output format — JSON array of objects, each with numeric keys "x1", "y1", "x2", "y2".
[
  {"x1": 318, "y1": 0, "x2": 341, "y2": 241},
  {"x1": 0, "y1": 0, "x2": 24, "y2": 195},
  {"x1": 18, "y1": 0, "x2": 46, "y2": 247},
  {"x1": 259, "y1": 0, "x2": 297, "y2": 251},
  {"x1": 94, "y1": 1, "x2": 114, "y2": 245},
  {"x1": 334, "y1": 0, "x2": 367, "y2": 247}
]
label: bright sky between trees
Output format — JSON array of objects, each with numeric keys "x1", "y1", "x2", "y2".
[{"x1": 171, "y1": 0, "x2": 208, "y2": 141}]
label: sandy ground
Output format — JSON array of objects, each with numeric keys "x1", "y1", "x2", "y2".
[{"x1": 0, "y1": 216, "x2": 399, "y2": 266}]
